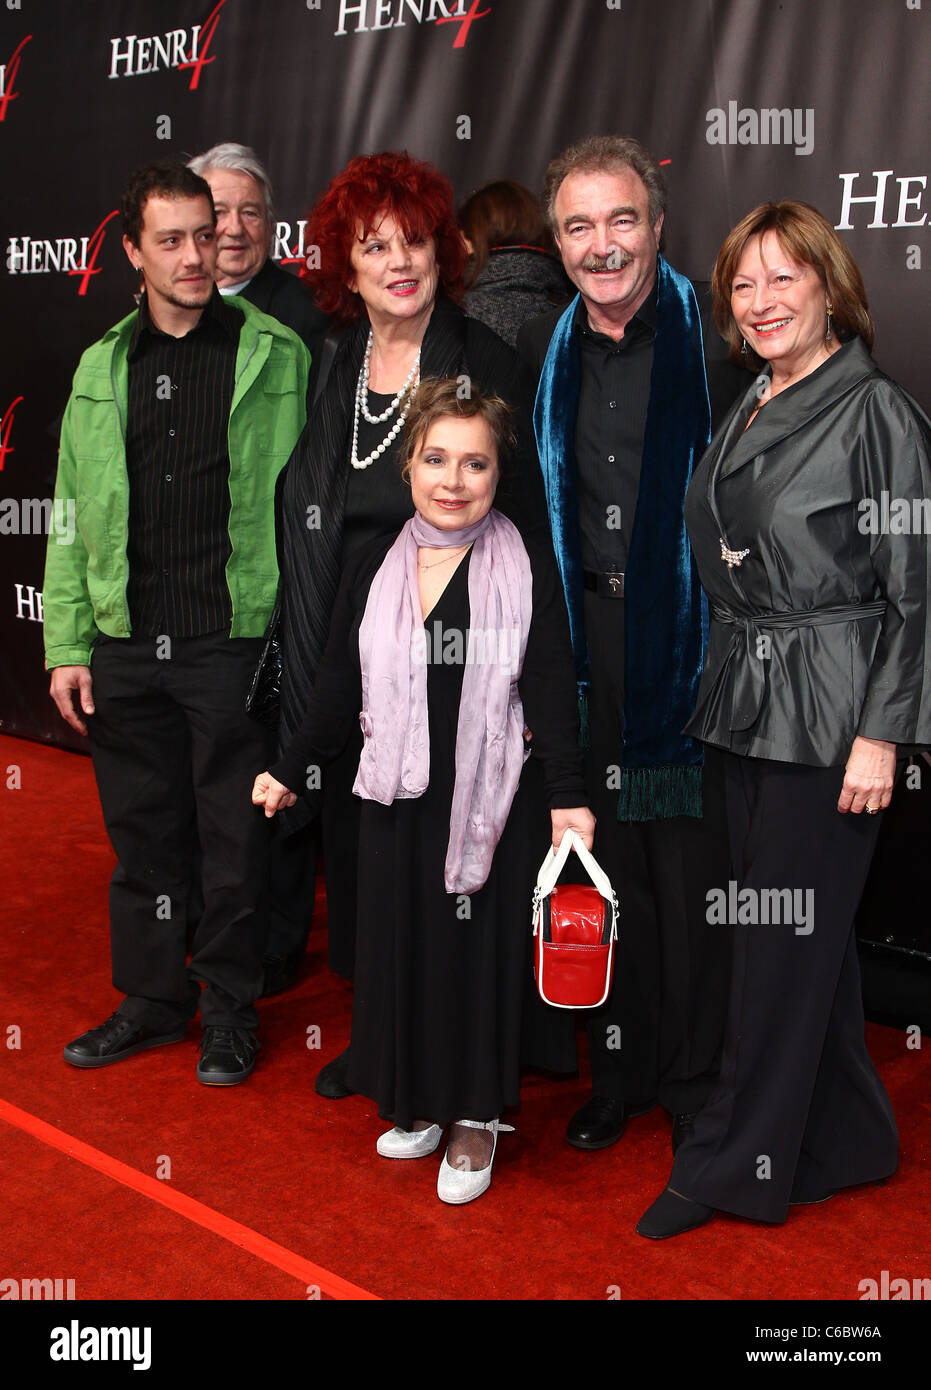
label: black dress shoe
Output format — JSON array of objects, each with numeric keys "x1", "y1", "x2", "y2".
[
  {"x1": 196, "y1": 1027, "x2": 260, "y2": 1085},
  {"x1": 672, "y1": 1111, "x2": 698, "y2": 1154},
  {"x1": 260, "y1": 952, "x2": 303, "y2": 998},
  {"x1": 566, "y1": 1094, "x2": 655, "y2": 1150},
  {"x1": 637, "y1": 1187, "x2": 715, "y2": 1239},
  {"x1": 64, "y1": 1012, "x2": 188, "y2": 1068},
  {"x1": 314, "y1": 1046, "x2": 354, "y2": 1099}
]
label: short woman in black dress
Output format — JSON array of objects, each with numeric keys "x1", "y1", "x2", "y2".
[{"x1": 255, "y1": 381, "x2": 593, "y2": 1205}]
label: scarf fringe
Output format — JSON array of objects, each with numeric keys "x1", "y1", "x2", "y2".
[{"x1": 616, "y1": 764, "x2": 703, "y2": 822}]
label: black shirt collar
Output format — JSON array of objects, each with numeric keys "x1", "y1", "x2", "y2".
[
  {"x1": 574, "y1": 275, "x2": 658, "y2": 347},
  {"x1": 128, "y1": 285, "x2": 242, "y2": 359}
]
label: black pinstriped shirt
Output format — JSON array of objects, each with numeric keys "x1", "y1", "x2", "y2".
[
  {"x1": 574, "y1": 285, "x2": 656, "y2": 572},
  {"x1": 125, "y1": 289, "x2": 241, "y2": 638}
]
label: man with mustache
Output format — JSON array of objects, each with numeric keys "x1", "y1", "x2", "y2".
[
  {"x1": 44, "y1": 160, "x2": 310, "y2": 1084},
  {"x1": 518, "y1": 136, "x2": 746, "y2": 1156}
]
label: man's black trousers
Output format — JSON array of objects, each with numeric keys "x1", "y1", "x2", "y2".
[
  {"x1": 87, "y1": 632, "x2": 273, "y2": 1032},
  {"x1": 582, "y1": 589, "x2": 732, "y2": 1114}
]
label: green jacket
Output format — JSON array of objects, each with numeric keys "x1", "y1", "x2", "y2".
[{"x1": 43, "y1": 296, "x2": 309, "y2": 669}]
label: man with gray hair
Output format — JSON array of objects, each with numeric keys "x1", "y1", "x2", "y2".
[
  {"x1": 189, "y1": 142, "x2": 327, "y2": 358},
  {"x1": 189, "y1": 142, "x2": 327, "y2": 998},
  {"x1": 518, "y1": 135, "x2": 745, "y2": 1162}
]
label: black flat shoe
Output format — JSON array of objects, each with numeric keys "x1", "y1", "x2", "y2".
[
  {"x1": 196, "y1": 1027, "x2": 260, "y2": 1085},
  {"x1": 566, "y1": 1094, "x2": 655, "y2": 1150},
  {"x1": 315, "y1": 1046, "x2": 354, "y2": 1099},
  {"x1": 671, "y1": 1111, "x2": 698, "y2": 1154},
  {"x1": 636, "y1": 1187, "x2": 715, "y2": 1239},
  {"x1": 63, "y1": 1012, "x2": 188, "y2": 1068}
]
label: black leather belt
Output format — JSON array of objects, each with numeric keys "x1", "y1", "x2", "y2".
[{"x1": 584, "y1": 569, "x2": 625, "y2": 598}]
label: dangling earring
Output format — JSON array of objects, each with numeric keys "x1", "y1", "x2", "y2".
[
  {"x1": 740, "y1": 336, "x2": 748, "y2": 358},
  {"x1": 825, "y1": 301, "x2": 833, "y2": 341}
]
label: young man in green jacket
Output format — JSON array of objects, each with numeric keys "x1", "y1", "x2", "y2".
[{"x1": 44, "y1": 160, "x2": 310, "y2": 1084}]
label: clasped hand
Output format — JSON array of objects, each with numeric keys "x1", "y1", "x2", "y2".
[
  {"x1": 252, "y1": 771, "x2": 297, "y2": 818},
  {"x1": 837, "y1": 735, "x2": 896, "y2": 814}
]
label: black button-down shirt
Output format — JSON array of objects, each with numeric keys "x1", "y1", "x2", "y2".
[
  {"x1": 125, "y1": 288, "x2": 241, "y2": 638},
  {"x1": 575, "y1": 285, "x2": 656, "y2": 571}
]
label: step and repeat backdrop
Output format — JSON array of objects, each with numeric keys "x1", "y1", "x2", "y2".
[{"x1": 1, "y1": 0, "x2": 928, "y2": 749}]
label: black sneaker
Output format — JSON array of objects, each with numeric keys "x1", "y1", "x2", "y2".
[
  {"x1": 64, "y1": 1011, "x2": 188, "y2": 1068},
  {"x1": 196, "y1": 1027, "x2": 260, "y2": 1085}
]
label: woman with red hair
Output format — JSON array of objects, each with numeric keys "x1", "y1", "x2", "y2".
[{"x1": 276, "y1": 152, "x2": 553, "y2": 1101}]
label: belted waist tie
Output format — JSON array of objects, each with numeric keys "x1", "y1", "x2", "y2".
[{"x1": 710, "y1": 600, "x2": 887, "y2": 732}]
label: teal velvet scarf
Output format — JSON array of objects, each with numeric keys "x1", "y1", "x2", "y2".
[{"x1": 532, "y1": 256, "x2": 711, "y2": 821}]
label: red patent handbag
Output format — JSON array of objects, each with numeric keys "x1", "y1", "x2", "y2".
[{"x1": 532, "y1": 830, "x2": 618, "y2": 1009}]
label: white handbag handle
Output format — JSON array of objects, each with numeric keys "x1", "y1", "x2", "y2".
[{"x1": 534, "y1": 828, "x2": 614, "y2": 904}]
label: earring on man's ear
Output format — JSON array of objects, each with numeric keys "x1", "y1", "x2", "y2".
[{"x1": 825, "y1": 300, "x2": 834, "y2": 341}]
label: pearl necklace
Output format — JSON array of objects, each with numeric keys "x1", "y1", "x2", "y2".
[
  {"x1": 351, "y1": 329, "x2": 421, "y2": 470},
  {"x1": 418, "y1": 545, "x2": 469, "y2": 571}
]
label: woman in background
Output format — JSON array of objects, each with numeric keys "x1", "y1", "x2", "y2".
[{"x1": 460, "y1": 180, "x2": 571, "y2": 347}]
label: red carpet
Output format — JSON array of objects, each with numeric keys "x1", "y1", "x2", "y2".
[{"x1": 1, "y1": 732, "x2": 929, "y2": 1301}]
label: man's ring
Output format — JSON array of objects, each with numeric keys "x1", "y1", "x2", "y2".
[{"x1": 865, "y1": 802, "x2": 879, "y2": 814}]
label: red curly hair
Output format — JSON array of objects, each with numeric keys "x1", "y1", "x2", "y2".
[{"x1": 300, "y1": 151, "x2": 467, "y2": 327}]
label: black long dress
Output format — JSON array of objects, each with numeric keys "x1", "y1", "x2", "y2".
[
  {"x1": 278, "y1": 299, "x2": 552, "y2": 981},
  {"x1": 270, "y1": 527, "x2": 586, "y2": 1126}
]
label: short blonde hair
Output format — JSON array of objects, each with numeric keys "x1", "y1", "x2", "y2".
[{"x1": 712, "y1": 200, "x2": 874, "y2": 368}]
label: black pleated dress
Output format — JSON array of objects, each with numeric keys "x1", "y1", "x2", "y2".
[{"x1": 270, "y1": 528, "x2": 586, "y2": 1128}]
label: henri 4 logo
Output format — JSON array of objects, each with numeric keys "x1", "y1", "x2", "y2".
[
  {"x1": 0, "y1": 33, "x2": 32, "y2": 121},
  {"x1": 0, "y1": 396, "x2": 24, "y2": 472},
  {"x1": 6, "y1": 210, "x2": 120, "y2": 295},
  {"x1": 108, "y1": 0, "x2": 231, "y2": 89},
  {"x1": 335, "y1": 0, "x2": 491, "y2": 48}
]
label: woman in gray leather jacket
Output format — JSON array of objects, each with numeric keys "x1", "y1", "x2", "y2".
[{"x1": 638, "y1": 200, "x2": 931, "y2": 1239}]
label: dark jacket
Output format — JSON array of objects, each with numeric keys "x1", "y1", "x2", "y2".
[
  {"x1": 240, "y1": 257, "x2": 329, "y2": 364},
  {"x1": 683, "y1": 337, "x2": 931, "y2": 766},
  {"x1": 517, "y1": 280, "x2": 747, "y2": 435},
  {"x1": 464, "y1": 246, "x2": 572, "y2": 350}
]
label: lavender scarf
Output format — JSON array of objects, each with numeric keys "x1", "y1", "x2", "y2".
[{"x1": 353, "y1": 508, "x2": 532, "y2": 894}]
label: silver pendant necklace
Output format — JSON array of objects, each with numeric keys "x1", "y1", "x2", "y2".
[{"x1": 418, "y1": 545, "x2": 468, "y2": 571}]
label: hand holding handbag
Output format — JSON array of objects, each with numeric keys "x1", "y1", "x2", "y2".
[{"x1": 532, "y1": 829, "x2": 618, "y2": 1009}]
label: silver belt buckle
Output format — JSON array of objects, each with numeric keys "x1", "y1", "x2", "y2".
[{"x1": 602, "y1": 571, "x2": 625, "y2": 598}]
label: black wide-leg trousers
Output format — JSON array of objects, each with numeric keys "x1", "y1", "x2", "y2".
[
  {"x1": 583, "y1": 591, "x2": 732, "y2": 1114},
  {"x1": 670, "y1": 753, "x2": 898, "y2": 1223},
  {"x1": 86, "y1": 632, "x2": 273, "y2": 1032}
]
